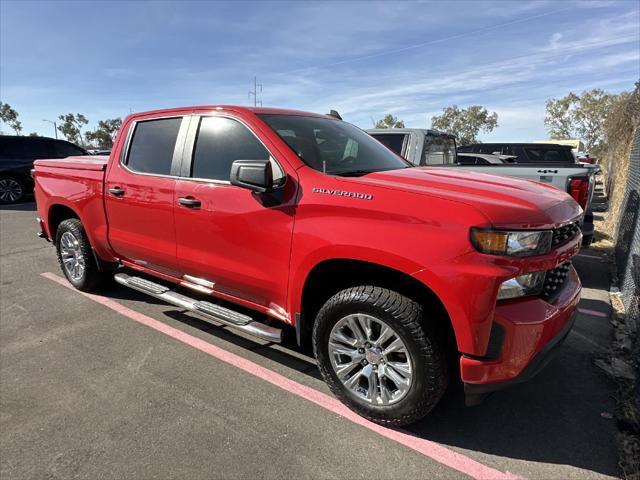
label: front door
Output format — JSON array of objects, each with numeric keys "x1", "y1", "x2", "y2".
[
  {"x1": 173, "y1": 114, "x2": 297, "y2": 316},
  {"x1": 105, "y1": 116, "x2": 186, "y2": 276}
]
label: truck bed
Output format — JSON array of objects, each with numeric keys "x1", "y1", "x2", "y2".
[{"x1": 33, "y1": 155, "x2": 112, "y2": 261}]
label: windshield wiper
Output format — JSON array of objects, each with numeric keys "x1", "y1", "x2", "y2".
[{"x1": 333, "y1": 169, "x2": 374, "y2": 177}]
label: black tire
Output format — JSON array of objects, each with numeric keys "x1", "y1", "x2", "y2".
[
  {"x1": 313, "y1": 286, "x2": 448, "y2": 427},
  {"x1": 0, "y1": 176, "x2": 25, "y2": 204},
  {"x1": 55, "y1": 218, "x2": 109, "y2": 291}
]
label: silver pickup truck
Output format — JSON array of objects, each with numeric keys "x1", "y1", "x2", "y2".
[{"x1": 367, "y1": 128, "x2": 596, "y2": 246}]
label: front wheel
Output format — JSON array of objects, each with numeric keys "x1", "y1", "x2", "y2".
[
  {"x1": 55, "y1": 218, "x2": 109, "y2": 291},
  {"x1": 313, "y1": 286, "x2": 448, "y2": 426}
]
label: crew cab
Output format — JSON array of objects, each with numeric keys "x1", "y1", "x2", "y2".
[
  {"x1": 367, "y1": 129, "x2": 596, "y2": 246},
  {"x1": 34, "y1": 106, "x2": 583, "y2": 426}
]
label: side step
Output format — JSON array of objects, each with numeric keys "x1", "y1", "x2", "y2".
[{"x1": 114, "y1": 272, "x2": 282, "y2": 343}]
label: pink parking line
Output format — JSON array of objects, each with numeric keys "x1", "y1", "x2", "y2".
[
  {"x1": 41, "y1": 272, "x2": 523, "y2": 480},
  {"x1": 577, "y1": 308, "x2": 608, "y2": 318}
]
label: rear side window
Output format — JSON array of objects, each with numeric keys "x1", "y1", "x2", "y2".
[
  {"x1": 126, "y1": 117, "x2": 182, "y2": 175},
  {"x1": 53, "y1": 141, "x2": 85, "y2": 158},
  {"x1": 0, "y1": 137, "x2": 50, "y2": 158},
  {"x1": 372, "y1": 134, "x2": 407, "y2": 157},
  {"x1": 191, "y1": 116, "x2": 270, "y2": 181},
  {"x1": 523, "y1": 147, "x2": 571, "y2": 163}
]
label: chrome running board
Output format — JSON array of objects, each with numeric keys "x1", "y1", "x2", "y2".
[{"x1": 114, "y1": 272, "x2": 282, "y2": 343}]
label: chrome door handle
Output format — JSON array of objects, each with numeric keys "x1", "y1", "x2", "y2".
[
  {"x1": 108, "y1": 187, "x2": 125, "y2": 197},
  {"x1": 177, "y1": 197, "x2": 201, "y2": 208}
]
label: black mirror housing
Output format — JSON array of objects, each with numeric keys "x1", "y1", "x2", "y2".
[{"x1": 230, "y1": 159, "x2": 273, "y2": 193}]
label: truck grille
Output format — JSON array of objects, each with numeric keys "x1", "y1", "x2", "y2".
[
  {"x1": 540, "y1": 262, "x2": 572, "y2": 300},
  {"x1": 552, "y1": 222, "x2": 580, "y2": 247}
]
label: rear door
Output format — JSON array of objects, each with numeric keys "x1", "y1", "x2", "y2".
[
  {"x1": 173, "y1": 114, "x2": 297, "y2": 313},
  {"x1": 105, "y1": 116, "x2": 187, "y2": 276}
]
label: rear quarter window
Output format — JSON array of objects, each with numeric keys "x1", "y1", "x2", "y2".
[{"x1": 53, "y1": 141, "x2": 85, "y2": 158}]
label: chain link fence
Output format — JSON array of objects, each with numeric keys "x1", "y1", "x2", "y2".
[{"x1": 613, "y1": 127, "x2": 639, "y2": 330}]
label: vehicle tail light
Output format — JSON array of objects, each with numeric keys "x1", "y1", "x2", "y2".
[{"x1": 568, "y1": 176, "x2": 589, "y2": 209}]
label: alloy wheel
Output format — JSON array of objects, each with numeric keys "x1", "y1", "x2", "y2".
[
  {"x1": 60, "y1": 231, "x2": 86, "y2": 281},
  {"x1": 328, "y1": 313, "x2": 413, "y2": 405},
  {"x1": 0, "y1": 178, "x2": 23, "y2": 203}
]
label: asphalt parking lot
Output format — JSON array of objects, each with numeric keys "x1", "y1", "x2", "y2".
[{"x1": 1, "y1": 202, "x2": 620, "y2": 479}]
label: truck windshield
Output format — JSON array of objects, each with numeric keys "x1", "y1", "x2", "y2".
[{"x1": 259, "y1": 114, "x2": 410, "y2": 176}]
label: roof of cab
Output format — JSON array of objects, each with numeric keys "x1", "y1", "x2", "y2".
[{"x1": 127, "y1": 105, "x2": 331, "y2": 120}]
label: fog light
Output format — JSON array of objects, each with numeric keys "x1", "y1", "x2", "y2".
[{"x1": 498, "y1": 271, "x2": 546, "y2": 300}]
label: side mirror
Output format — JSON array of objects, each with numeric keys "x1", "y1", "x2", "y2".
[{"x1": 230, "y1": 159, "x2": 273, "y2": 193}]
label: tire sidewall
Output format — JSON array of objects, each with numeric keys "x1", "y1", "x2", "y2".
[
  {"x1": 55, "y1": 219, "x2": 94, "y2": 290},
  {"x1": 313, "y1": 290, "x2": 441, "y2": 423}
]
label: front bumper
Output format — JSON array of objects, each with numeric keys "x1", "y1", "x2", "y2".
[{"x1": 460, "y1": 265, "x2": 581, "y2": 390}]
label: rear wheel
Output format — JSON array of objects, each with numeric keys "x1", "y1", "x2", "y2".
[
  {"x1": 55, "y1": 218, "x2": 109, "y2": 291},
  {"x1": 0, "y1": 176, "x2": 24, "y2": 204},
  {"x1": 313, "y1": 286, "x2": 448, "y2": 426}
]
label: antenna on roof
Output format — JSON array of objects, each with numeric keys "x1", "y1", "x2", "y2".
[
  {"x1": 327, "y1": 109, "x2": 342, "y2": 120},
  {"x1": 248, "y1": 76, "x2": 263, "y2": 107}
]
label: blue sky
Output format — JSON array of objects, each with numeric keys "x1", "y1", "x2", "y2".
[{"x1": 1, "y1": 0, "x2": 638, "y2": 141}]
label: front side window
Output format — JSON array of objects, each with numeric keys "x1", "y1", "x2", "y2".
[
  {"x1": 126, "y1": 117, "x2": 182, "y2": 175},
  {"x1": 423, "y1": 135, "x2": 456, "y2": 165},
  {"x1": 259, "y1": 114, "x2": 409, "y2": 176},
  {"x1": 191, "y1": 117, "x2": 271, "y2": 181},
  {"x1": 372, "y1": 133, "x2": 407, "y2": 157}
]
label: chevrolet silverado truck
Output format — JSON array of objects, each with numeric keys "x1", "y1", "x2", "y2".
[
  {"x1": 34, "y1": 106, "x2": 582, "y2": 426},
  {"x1": 367, "y1": 128, "x2": 596, "y2": 246}
]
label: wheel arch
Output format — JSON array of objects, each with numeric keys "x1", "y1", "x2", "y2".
[
  {"x1": 48, "y1": 203, "x2": 80, "y2": 240},
  {"x1": 296, "y1": 258, "x2": 456, "y2": 359}
]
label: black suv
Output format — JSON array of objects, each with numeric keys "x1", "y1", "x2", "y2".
[
  {"x1": 0, "y1": 136, "x2": 87, "y2": 204},
  {"x1": 457, "y1": 143, "x2": 576, "y2": 164}
]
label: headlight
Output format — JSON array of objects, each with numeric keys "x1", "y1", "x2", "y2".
[
  {"x1": 471, "y1": 229, "x2": 553, "y2": 257},
  {"x1": 498, "y1": 271, "x2": 546, "y2": 300}
]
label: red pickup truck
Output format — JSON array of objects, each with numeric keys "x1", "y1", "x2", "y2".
[{"x1": 34, "y1": 106, "x2": 582, "y2": 426}]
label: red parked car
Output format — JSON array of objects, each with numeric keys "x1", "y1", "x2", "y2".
[{"x1": 33, "y1": 106, "x2": 583, "y2": 425}]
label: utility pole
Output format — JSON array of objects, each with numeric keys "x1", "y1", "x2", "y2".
[
  {"x1": 248, "y1": 76, "x2": 263, "y2": 107},
  {"x1": 42, "y1": 119, "x2": 58, "y2": 139}
]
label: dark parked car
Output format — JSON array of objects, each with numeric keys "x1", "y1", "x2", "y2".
[{"x1": 0, "y1": 135, "x2": 86, "y2": 204}]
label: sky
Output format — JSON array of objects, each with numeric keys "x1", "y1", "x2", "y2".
[{"x1": 0, "y1": 0, "x2": 638, "y2": 141}]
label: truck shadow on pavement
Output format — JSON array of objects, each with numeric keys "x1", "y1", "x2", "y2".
[
  {"x1": 0, "y1": 200, "x2": 36, "y2": 211},
  {"x1": 101, "y1": 253, "x2": 618, "y2": 477}
]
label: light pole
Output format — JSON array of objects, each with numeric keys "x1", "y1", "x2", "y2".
[{"x1": 42, "y1": 119, "x2": 58, "y2": 139}]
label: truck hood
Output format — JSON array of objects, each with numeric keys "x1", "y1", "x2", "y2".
[{"x1": 358, "y1": 167, "x2": 582, "y2": 229}]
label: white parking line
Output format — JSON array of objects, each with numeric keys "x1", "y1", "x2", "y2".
[{"x1": 42, "y1": 272, "x2": 523, "y2": 480}]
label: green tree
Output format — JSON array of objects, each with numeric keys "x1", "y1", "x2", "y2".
[
  {"x1": 57, "y1": 113, "x2": 89, "y2": 145},
  {"x1": 374, "y1": 114, "x2": 405, "y2": 129},
  {"x1": 430, "y1": 105, "x2": 498, "y2": 145},
  {"x1": 84, "y1": 118, "x2": 122, "y2": 148},
  {"x1": 28, "y1": 132, "x2": 39, "y2": 137},
  {"x1": 544, "y1": 88, "x2": 616, "y2": 154},
  {"x1": 0, "y1": 102, "x2": 23, "y2": 135}
]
